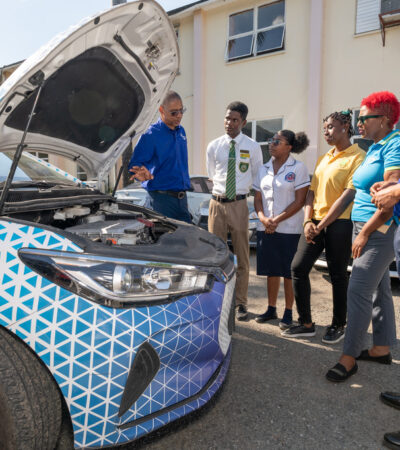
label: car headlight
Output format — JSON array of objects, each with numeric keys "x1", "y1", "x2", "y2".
[{"x1": 18, "y1": 249, "x2": 214, "y2": 308}]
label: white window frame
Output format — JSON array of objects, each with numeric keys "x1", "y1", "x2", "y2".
[
  {"x1": 356, "y1": 0, "x2": 400, "y2": 34},
  {"x1": 243, "y1": 117, "x2": 283, "y2": 162},
  {"x1": 28, "y1": 151, "x2": 49, "y2": 162},
  {"x1": 225, "y1": 1, "x2": 285, "y2": 62}
]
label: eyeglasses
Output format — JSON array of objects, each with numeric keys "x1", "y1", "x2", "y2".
[
  {"x1": 357, "y1": 114, "x2": 383, "y2": 124},
  {"x1": 166, "y1": 107, "x2": 186, "y2": 117},
  {"x1": 268, "y1": 138, "x2": 288, "y2": 146}
]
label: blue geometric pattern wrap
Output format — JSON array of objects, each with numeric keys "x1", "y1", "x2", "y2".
[{"x1": 0, "y1": 220, "x2": 231, "y2": 448}]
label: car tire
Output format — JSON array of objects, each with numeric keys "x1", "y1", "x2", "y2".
[
  {"x1": 0, "y1": 327, "x2": 66, "y2": 450},
  {"x1": 54, "y1": 403, "x2": 74, "y2": 450}
]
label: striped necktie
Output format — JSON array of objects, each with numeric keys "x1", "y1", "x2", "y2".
[{"x1": 226, "y1": 140, "x2": 236, "y2": 200}]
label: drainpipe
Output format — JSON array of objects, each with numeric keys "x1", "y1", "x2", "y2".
[
  {"x1": 306, "y1": 0, "x2": 324, "y2": 172},
  {"x1": 192, "y1": 9, "x2": 205, "y2": 174}
]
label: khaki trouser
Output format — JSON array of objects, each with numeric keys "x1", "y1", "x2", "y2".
[{"x1": 208, "y1": 198, "x2": 249, "y2": 306}]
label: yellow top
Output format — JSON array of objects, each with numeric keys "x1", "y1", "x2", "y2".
[{"x1": 310, "y1": 144, "x2": 365, "y2": 220}]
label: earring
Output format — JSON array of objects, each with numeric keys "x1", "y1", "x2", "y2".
[{"x1": 342, "y1": 129, "x2": 345, "y2": 133}]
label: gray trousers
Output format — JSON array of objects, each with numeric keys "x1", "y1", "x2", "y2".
[{"x1": 343, "y1": 221, "x2": 397, "y2": 357}]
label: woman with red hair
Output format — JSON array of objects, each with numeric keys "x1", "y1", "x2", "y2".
[{"x1": 326, "y1": 91, "x2": 400, "y2": 382}]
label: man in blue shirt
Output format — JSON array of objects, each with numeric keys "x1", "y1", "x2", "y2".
[{"x1": 128, "y1": 91, "x2": 191, "y2": 223}]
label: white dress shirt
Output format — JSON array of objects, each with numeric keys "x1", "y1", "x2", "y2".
[
  {"x1": 206, "y1": 132, "x2": 263, "y2": 196},
  {"x1": 253, "y1": 155, "x2": 310, "y2": 234}
]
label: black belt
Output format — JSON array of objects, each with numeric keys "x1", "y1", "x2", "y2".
[
  {"x1": 212, "y1": 194, "x2": 247, "y2": 203},
  {"x1": 153, "y1": 190, "x2": 186, "y2": 199}
]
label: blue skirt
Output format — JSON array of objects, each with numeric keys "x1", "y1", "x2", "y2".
[{"x1": 256, "y1": 231, "x2": 300, "y2": 278}]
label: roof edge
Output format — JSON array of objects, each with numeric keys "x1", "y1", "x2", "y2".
[{"x1": 168, "y1": 0, "x2": 223, "y2": 17}]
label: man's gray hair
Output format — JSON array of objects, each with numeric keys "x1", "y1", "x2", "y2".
[{"x1": 161, "y1": 90, "x2": 182, "y2": 107}]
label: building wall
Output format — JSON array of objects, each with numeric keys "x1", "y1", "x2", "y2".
[
  {"x1": 171, "y1": 16, "x2": 195, "y2": 172},
  {"x1": 171, "y1": 0, "x2": 400, "y2": 174},
  {"x1": 204, "y1": 0, "x2": 310, "y2": 145},
  {"x1": 171, "y1": 0, "x2": 312, "y2": 174},
  {"x1": 320, "y1": 0, "x2": 400, "y2": 153}
]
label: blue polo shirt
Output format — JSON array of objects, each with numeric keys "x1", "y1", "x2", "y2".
[
  {"x1": 128, "y1": 119, "x2": 191, "y2": 191},
  {"x1": 352, "y1": 130, "x2": 400, "y2": 223}
]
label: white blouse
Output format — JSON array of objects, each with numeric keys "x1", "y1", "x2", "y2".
[{"x1": 253, "y1": 155, "x2": 310, "y2": 234}]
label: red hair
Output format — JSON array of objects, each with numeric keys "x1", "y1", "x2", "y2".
[{"x1": 361, "y1": 91, "x2": 400, "y2": 127}]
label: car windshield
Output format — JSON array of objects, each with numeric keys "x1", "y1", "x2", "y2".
[{"x1": 0, "y1": 151, "x2": 80, "y2": 186}]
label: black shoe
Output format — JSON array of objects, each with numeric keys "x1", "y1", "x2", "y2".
[
  {"x1": 236, "y1": 305, "x2": 248, "y2": 321},
  {"x1": 278, "y1": 308, "x2": 293, "y2": 329},
  {"x1": 322, "y1": 325, "x2": 345, "y2": 344},
  {"x1": 356, "y1": 349, "x2": 392, "y2": 364},
  {"x1": 326, "y1": 362, "x2": 358, "y2": 383},
  {"x1": 281, "y1": 323, "x2": 316, "y2": 338},
  {"x1": 255, "y1": 308, "x2": 277, "y2": 323},
  {"x1": 380, "y1": 392, "x2": 400, "y2": 410},
  {"x1": 383, "y1": 431, "x2": 400, "y2": 449}
]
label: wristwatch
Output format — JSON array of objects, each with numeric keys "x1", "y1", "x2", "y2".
[{"x1": 303, "y1": 219, "x2": 313, "y2": 228}]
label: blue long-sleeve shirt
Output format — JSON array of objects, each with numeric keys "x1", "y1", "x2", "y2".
[{"x1": 128, "y1": 119, "x2": 191, "y2": 191}]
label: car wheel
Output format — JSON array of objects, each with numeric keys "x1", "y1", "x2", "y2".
[
  {"x1": 54, "y1": 403, "x2": 74, "y2": 450},
  {"x1": 0, "y1": 327, "x2": 67, "y2": 450}
]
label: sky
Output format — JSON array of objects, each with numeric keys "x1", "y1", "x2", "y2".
[{"x1": 0, "y1": 0, "x2": 191, "y2": 66}]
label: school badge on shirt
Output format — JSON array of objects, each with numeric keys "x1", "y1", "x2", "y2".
[
  {"x1": 239, "y1": 149, "x2": 250, "y2": 172},
  {"x1": 285, "y1": 172, "x2": 296, "y2": 182}
]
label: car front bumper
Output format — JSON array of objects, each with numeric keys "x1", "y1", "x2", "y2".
[{"x1": 0, "y1": 220, "x2": 235, "y2": 448}]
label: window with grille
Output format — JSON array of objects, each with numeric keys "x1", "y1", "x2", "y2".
[
  {"x1": 242, "y1": 118, "x2": 283, "y2": 162},
  {"x1": 226, "y1": 1, "x2": 285, "y2": 61},
  {"x1": 28, "y1": 151, "x2": 49, "y2": 162},
  {"x1": 356, "y1": 0, "x2": 400, "y2": 34}
]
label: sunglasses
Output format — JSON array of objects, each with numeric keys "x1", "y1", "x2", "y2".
[
  {"x1": 268, "y1": 138, "x2": 288, "y2": 146},
  {"x1": 166, "y1": 107, "x2": 187, "y2": 117},
  {"x1": 357, "y1": 114, "x2": 383, "y2": 124}
]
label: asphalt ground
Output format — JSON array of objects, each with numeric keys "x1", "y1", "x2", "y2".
[{"x1": 127, "y1": 249, "x2": 400, "y2": 449}]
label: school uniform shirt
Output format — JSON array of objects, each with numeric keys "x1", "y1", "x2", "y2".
[
  {"x1": 206, "y1": 132, "x2": 262, "y2": 196},
  {"x1": 352, "y1": 130, "x2": 400, "y2": 223},
  {"x1": 253, "y1": 155, "x2": 310, "y2": 234},
  {"x1": 310, "y1": 144, "x2": 365, "y2": 220}
]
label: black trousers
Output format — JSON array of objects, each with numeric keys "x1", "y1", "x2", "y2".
[{"x1": 290, "y1": 219, "x2": 353, "y2": 326}]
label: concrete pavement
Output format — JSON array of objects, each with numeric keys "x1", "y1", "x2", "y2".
[{"x1": 127, "y1": 250, "x2": 400, "y2": 449}]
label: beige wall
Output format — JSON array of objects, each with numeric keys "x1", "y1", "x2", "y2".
[
  {"x1": 320, "y1": 0, "x2": 400, "y2": 154},
  {"x1": 171, "y1": 0, "x2": 400, "y2": 175},
  {"x1": 204, "y1": 0, "x2": 310, "y2": 141},
  {"x1": 171, "y1": 0, "x2": 312, "y2": 174},
  {"x1": 171, "y1": 16, "x2": 195, "y2": 171}
]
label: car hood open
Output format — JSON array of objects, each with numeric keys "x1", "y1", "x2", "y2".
[{"x1": 0, "y1": 0, "x2": 179, "y2": 182}]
